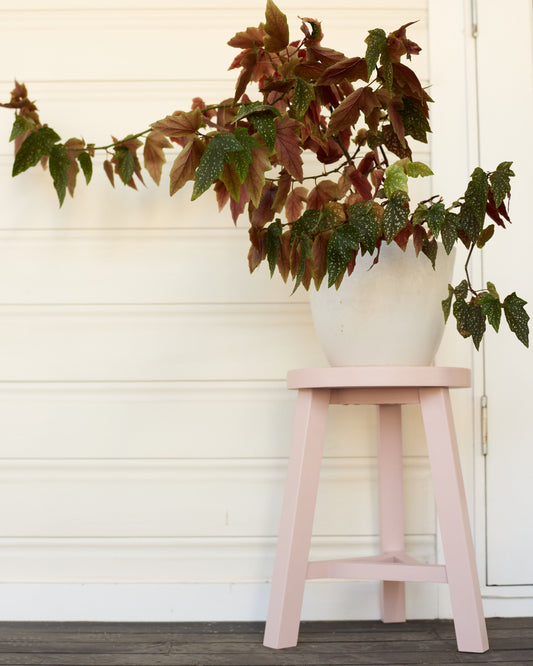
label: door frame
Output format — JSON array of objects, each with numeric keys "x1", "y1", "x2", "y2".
[{"x1": 428, "y1": 0, "x2": 533, "y2": 613}]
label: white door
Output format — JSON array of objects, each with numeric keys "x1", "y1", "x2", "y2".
[{"x1": 476, "y1": 0, "x2": 533, "y2": 586}]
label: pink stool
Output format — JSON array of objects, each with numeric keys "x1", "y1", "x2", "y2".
[{"x1": 264, "y1": 366, "x2": 488, "y2": 654}]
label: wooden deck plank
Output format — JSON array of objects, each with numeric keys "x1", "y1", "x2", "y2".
[{"x1": 0, "y1": 619, "x2": 529, "y2": 665}]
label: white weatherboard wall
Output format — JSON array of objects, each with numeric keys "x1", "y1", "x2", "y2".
[{"x1": 0, "y1": 0, "x2": 479, "y2": 621}]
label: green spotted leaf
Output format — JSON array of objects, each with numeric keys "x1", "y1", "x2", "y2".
[
  {"x1": 266, "y1": 220, "x2": 283, "y2": 277},
  {"x1": 192, "y1": 132, "x2": 243, "y2": 201},
  {"x1": 78, "y1": 152, "x2": 93, "y2": 185},
  {"x1": 291, "y1": 209, "x2": 321, "y2": 243},
  {"x1": 347, "y1": 201, "x2": 379, "y2": 253},
  {"x1": 459, "y1": 204, "x2": 479, "y2": 243},
  {"x1": 453, "y1": 299, "x2": 486, "y2": 349},
  {"x1": 293, "y1": 235, "x2": 312, "y2": 293},
  {"x1": 365, "y1": 28, "x2": 387, "y2": 79},
  {"x1": 489, "y1": 161, "x2": 514, "y2": 208},
  {"x1": 441, "y1": 211, "x2": 459, "y2": 254},
  {"x1": 453, "y1": 298, "x2": 470, "y2": 338},
  {"x1": 454, "y1": 279, "x2": 469, "y2": 301},
  {"x1": 399, "y1": 98, "x2": 430, "y2": 143},
  {"x1": 383, "y1": 163, "x2": 408, "y2": 199},
  {"x1": 406, "y1": 161, "x2": 433, "y2": 178},
  {"x1": 231, "y1": 127, "x2": 258, "y2": 183},
  {"x1": 114, "y1": 146, "x2": 135, "y2": 185},
  {"x1": 442, "y1": 284, "x2": 454, "y2": 323},
  {"x1": 422, "y1": 237, "x2": 438, "y2": 268},
  {"x1": 382, "y1": 190, "x2": 409, "y2": 242},
  {"x1": 9, "y1": 114, "x2": 35, "y2": 142},
  {"x1": 250, "y1": 112, "x2": 277, "y2": 152},
  {"x1": 465, "y1": 167, "x2": 489, "y2": 226},
  {"x1": 476, "y1": 223, "x2": 494, "y2": 249},
  {"x1": 412, "y1": 202, "x2": 428, "y2": 226},
  {"x1": 503, "y1": 292, "x2": 530, "y2": 347},
  {"x1": 480, "y1": 292, "x2": 501, "y2": 332},
  {"x1": 467, "y1": 303, "x2": 486, "y2": 350},
  {"x1": 232, "y1": 102, "x2": 281, "y2": 123},
  {"x1": 426, "y1": 202, "x2": 446, "y2": 237},
  {"x1": 327, "y1": 224, "x2": 360, "y2": 287},
  {"x1": 12, "y1": 126, "x2": 61, "y2": 176},
  {"x1": 487, "y1": 281, "x2": 500, "y2": 300},
  {"x1": 380, "y1": 43, "x2": 393, "y2": 93},
  {"x1": 292, "y1": 77, "x2": 315, "y2": 119},
  {"x1": 49, "y1": 143, "x2": 70, "y2": 206}
]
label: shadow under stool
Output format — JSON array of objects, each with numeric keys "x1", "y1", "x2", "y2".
[{"x1": 263, "y1": 366, "x2": 488, "y2": 654}]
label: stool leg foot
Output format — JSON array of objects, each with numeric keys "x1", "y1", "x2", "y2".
[
  {"x1": 264, "y1": 388, "x2": 330, "y2": 649},
  {"x1": 378, "y1": 405, "x2": 406, "y2": 623},
  {"x1": 420, "y1": 388, "x2": 489, "y2": 653}
]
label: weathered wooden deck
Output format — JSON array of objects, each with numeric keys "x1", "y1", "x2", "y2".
[{"x1": 0, "y1": 618, "x2": 531, "y2": 665}]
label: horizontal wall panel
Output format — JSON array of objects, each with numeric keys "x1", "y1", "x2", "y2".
[
  {"x1": 0, "y1": 535, "x2": 435, "y2": 583},
  {"x1": 3, "y1": 2, "x2": 427, "y2": 10},
  {"x1": 0, "y1": 303, "x2": 326, "y2": 380},
  {"x1": 0, "y1": 382, "x2": 429, "y2": 459},
  {"x1": 0, "y1": 9, "x2": 428, "y2": 83},
  {"x1": 0, "y1": 458, "x2": 434, "y2": 538},
  {"x1": 0, "y1": 229, "x2": 300, "y2": 304},
  {"x1": 0, "y1": 580, "x2": 440, "y2": 622}
]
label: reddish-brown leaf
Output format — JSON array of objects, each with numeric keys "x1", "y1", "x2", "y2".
[
  {"x1": 63, "y1": 137, "x2": 85, "y2": 197},
  {"x1": 245, "y1": 144, "x2": 272, "y2": 208},
  {"x1": 306, "y1": 45, "x2": 346, "y2": 66},
  {"x1": 276, "y1": 231, "x2": 292, "y2": 282},
  {"x1": 371, "y1": 168, "x2": 385, "y2": 193},
  {"x1": 318, "y1": 57, "x2": 368, "y2": 85},
  {"x1": 326, "y1": 87, "x2": 366, "y2": 136},
  {"x1": 143, "y1": 131, "x2": 172, "y2": 185},
  {"x1": 151, "y1": 109, "x2": 203, "y2": 139},
  {"x1": 233, "y1": 51, "x2": 257, "y2": 103},
  {"x1": 248, "y1": 226, "x2": 267, "y2": 272},
  {"x1": 169, "y1": 139, "x2": 203, "y2": 195},
  {"x1": 311, "y1": 231, "x2": 331, "y2": 288},
  {"x1": 214, "y1": 179, "x2": 230, "y2": 212},
  {"x1": 300, "y1": 17, "x2": 323, "y2": 46},
  {"x1": 220, "y1": 161, "x2": 242, "y2": 202},
  {"x1": 358, "y1": 151, "x2": 376, "y2": 176},
  {"x1": 391, "y1": 63, "x2": 425, "y2": 100},
  {"x1": 263, "y1": 0, "x2": 289, "y2": 52},
  {"x1": 103, "y1": 160, "x2": 115, "y2": 187},
  {"x1": 294, "y1": 61, "x2": 326, "y2": 81},
  {"x1": 285, "y1": 186, "x2": 308, "y2": 222},
  {"x1": 486, "y1": 189, "x2": 507, "y2": 227},
  {"x1": 307, "y1": 180, "x2": 338, "y2": 209},
  {"x1": 227, "y1": 25, "x2": 266, "y2": 49},
  {"x1": 191, "y1": 97, "x2": 216, "y2": 120},
  {"x1": 413, "y1": 223, "x2": 427, "y2": 255},
  {"x1": 274, "y1": 117, "x2": 303, "y2": 182},
  {"x1": 273, "y1": 169, "x2": 292, "y2": 213},
  {"x1": 390, "y1": 22, "x2": 421, "y2": 59},
  {"x1": 388, "y1": 98, "x2": 406, "y2": 147},
  {"x1": 249, "y1": 183, "x2": 277, "y2": 228},
  {"x1": 230, "y1": 185, "x2": 250, "y2": 224},
  {"x1": 349, "y1": 169, "x2": 372, "y2": 201},
  {"x1": 394, "y1": 222, "x2": 413, "y2": 250}
]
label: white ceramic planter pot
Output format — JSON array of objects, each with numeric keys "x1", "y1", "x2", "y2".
[{"x1": 308, "y1": 242, "x2": 456, "y2": 366}]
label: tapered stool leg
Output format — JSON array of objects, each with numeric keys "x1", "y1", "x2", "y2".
[
  {"x1": 264, "y1": 387, "x2": 330, "y2": 649},
  {"x1": 378, "y1": 404, "x2": 406, "y2": 622},
  {"x1": 420, "y1": 387, "x2": 489, "y2": 653}
]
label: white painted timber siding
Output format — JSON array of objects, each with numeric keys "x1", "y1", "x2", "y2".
[{"x1": 0, "y1": 0, "x2": 477, "y2": 621}]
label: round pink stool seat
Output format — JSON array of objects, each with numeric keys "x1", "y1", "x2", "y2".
[{"x1": 264, "y1": 366, "x2": 488, "y2": 654}]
